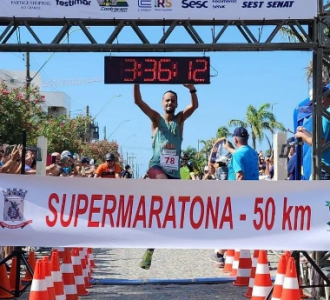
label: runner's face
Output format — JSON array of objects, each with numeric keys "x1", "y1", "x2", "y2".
[{"x1": 162, "y1": 92, "x2": 177, "y2": 113}]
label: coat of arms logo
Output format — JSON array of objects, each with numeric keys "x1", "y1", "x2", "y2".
[{"x1": 0, "y1": 188, "x2": 32, "y2": 229}]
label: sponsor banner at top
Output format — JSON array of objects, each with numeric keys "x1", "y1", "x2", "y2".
[{"x1": 0, "y1": 0, "x2": 317, "y2": 20}]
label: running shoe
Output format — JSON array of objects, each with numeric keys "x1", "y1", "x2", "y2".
[
  {"x1": 209, "y1": 252, "x2": 225, "y2": 268},
  {"x1": 139, "y1": 249, "x2": 154, "y2": 270}
]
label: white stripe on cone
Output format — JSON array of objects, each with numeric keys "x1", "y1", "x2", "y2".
[
  {"x1": 240, "y1": 250, "x2": 251, "y2": 258},
  {"x1": 252, "y1": 286, "x2": 272, "y2": 297},
  {"x1": 30, "y1": 278, "x2": 47, "y2": 292},
  {"x1": 61, "y1": 263, "x2": 74, "y2": 273},
  {"x1": 282, "y1": 277, "x2": 299, "y2": 289},
  {"x1": 237, "y1": 269, "x2": 251, "y2": 277},
  {"x1": 64, "y1": 284, "x2": 77, "y2": 294},
  {"x1": 274, "y1": 273, "x2": 285, "y2": 285},
  {"x1": 51, "y1": 270, "x2": 62, "y2": 282},
  {"x1": 255, "y1": 263, "x2": 269, "y2": 274}
]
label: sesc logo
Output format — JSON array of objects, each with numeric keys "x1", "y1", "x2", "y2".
[{"x1": 181, "y1": 0, "x2": 208, "y2": 8}]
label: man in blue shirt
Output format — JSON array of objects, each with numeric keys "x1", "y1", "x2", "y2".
[{"x1": 224, "y1": 127, "x2": 259, "y2": 181}]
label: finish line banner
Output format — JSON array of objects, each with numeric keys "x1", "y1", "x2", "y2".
[
  {"x1": 0, "y1": 0, "x2": 316, "y2": 20},
  {"x1": 0, "y1": 174, "x2": 329, "y2": 250}
]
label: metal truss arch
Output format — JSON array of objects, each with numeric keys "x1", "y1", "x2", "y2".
[{"x1": 0, "y1": 18, "x2": 316, "y2": 52}]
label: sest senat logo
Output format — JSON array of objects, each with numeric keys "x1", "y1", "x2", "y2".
[
  {"x1": 182, "y1": 0, "x2": 208, "y2": 8},
  {"x1": 56, "y1": 0, "x2": 91, "y2": 6}
]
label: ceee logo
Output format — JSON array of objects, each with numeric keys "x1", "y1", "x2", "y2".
[{"x1": 181, "y1": 0, "x2": 208, "y2": 8}]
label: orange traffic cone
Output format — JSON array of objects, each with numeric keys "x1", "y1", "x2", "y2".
[
  {"x1": 271, "y1": 254, "x2": 288, "y2": 300},
  {"x1": 0, "y1": 264, "x2": 14, "y2": 299},
  {"x1": 280, "y1": 257, "x2": 301, "y2": 300},
  {"x1": 50, "y1": 250, "x2": 66, "y2": 300},
  {"x1": 80, "y1": 248, "x2": 91, "y2": 280},
  {"x1": 230, "y1": 250, "x2": 240, "y2": 276},
  {"x1": 233, "y1": 250, "x2": 252, "y2": 286},
  {"x1": 43, "y1": 257, "x2": 56, "y2": 300},
  {"x1": 87, "y1": 248, "x2": 96, "y2": 269},
  {"x1": 52, "y1": 248, "x2": 65, "y2": 259},
  {"x1": 224, "y1": 249, "x2": 235, "y2": 273},
  {"x1": 22, "y1": 250, "x2": 36, "y2": 283},
  {"x1": 28, "y1": 259, "x2": 49, "y2": 300},
  {"x1": 79, "y1": 248, "x2": 92, "y2": 288},
  {"x1": 244, "y1": 250, "x2": 259, "y2": 298},
  {"x1": 9, "y1": 257, "x2": 24, "y2": 291},
  {"x1": 71, "y1": 248, "x2": 89, "y2": 296},
  {"x1": 61, "y1": 248, "x2": 78, "y2": 300},
  {"x1": 251, "y1": 250, "x2": 272, "y2": 300}
]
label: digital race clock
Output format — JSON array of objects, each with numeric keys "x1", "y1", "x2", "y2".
[{"x1": 104, "y1": 56, "x2": 210, "y2": 84}]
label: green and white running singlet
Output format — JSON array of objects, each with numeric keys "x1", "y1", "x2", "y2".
[{"x1": 149, "y1": 116, "x2": 182, "y2": 179}]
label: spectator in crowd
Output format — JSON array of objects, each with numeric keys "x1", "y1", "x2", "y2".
[
  {"x1": 264, "y1": 154, "x2": 274, "y2": 180},
  {"x1": 51, "y1": 152, "x2": 61, "y2": 165},
  {"x1": 224, "y1": 127, "x2": 259, "y2": 180},
  {"x1": 295, "y1": 125, "x2": 330, "y2": 180},
  {"x1": 215, "y1": 155, "x2": 230, "y2": 180},
  {"x1": 286, "y1": 137, "x2": 296, "y2": 180},
  {"x1": 94, "y1": 153, "x2": 121, "y2": 178},
  {"x1": 121, "y1": 164, "x2": 133, "y2": 179},
  {"x1": 294, "y1": 86, "x2": 330, "y2": 180},
  {"x1": 203, "y1": 164, "x2": 216, "y2": 180},
  {"x1": 180, "y1": 153, "x2": 195, "y2": 180},
  {"x1": 76, "y1": 157, "x2": 92, "y2": 177}
]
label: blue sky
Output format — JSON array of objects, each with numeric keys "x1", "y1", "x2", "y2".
[{"x1": 0, "y1": 24, "x2": 312, "y2": 175}]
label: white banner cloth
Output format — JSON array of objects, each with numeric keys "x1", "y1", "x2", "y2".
[
  {"x1": 0, "y1": 174, "x2": 329, "y2": 250},
  {"x1": 0, "y1": 0, "x2": 317, "y2": 21}
]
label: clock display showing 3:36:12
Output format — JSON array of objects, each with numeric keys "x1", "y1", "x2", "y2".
[{"x1": 104, "y1": 56, "x2": 210, "y2": 84}]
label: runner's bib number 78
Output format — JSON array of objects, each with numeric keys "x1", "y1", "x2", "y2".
[{"x1": 160, "y1": 150, "x2": 179, "y2": 170}]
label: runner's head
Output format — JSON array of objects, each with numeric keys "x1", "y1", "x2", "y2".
[
  {"x1": 105, "y1": 153, "x2": 115, "y2": 166},
  {"x1": 162, "y1": 90, "x2": 178, "y2": 114}
]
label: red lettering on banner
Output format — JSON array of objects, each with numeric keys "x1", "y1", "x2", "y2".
[
  {"x1": 282, "y1": 197, "x2": 311, "y2": 230},
  {"x1": 46, "y1": 193, "x2": 59, "y2": 227},
  {"x1": 101, "y1": 195, "x2": 116, "y2": 227},
  {"x1": 205, "y1": 197, "x2": 220, "y2": 229},
  {"x1": 282, "y1": 197, "x2": 292, "y2": 230},
  {"x1": 148, "y1": 195, "x2": 163, "y2": 228},
  {"x1": 178, "y1": 196, "x2": 190, "y2": 228},
  {"x1": 61, "y1": 194, "x2": 75, "y2": 227},
  {"x1": 74, "y1": 194, "x2": 89, "y2": 227},
  {"x1": 116, "y1": 195, "x2": 133, "y2": 227},
  {"x1": 132, "y1": 196, "x2": 147, "y2": 228},
  {"x1": 45, "y1": 193, "x2": 236, "y2": 230},
  {"x1": 219, "y1": 197, "x2": 233, "y2": 229},
  {"x1": 162, "y1": 196, "x2": 176, "y2": 228},
  {"x1": 190, "y1": 196, "x2": 204, "y2": 229},
  {"x1": 88, "y1": 194, "x2": 103, "y2": 227}
]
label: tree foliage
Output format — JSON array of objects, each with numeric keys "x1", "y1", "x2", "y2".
[
  {"x1": 228, "y1": 103, "x2": 286, "y2": 150},
  {"x1": 0, "y1": 82, "x2": 47, "y2": 145},
  {"x1": 80, "y1": 140, "x2": 120, "y2": 164}
]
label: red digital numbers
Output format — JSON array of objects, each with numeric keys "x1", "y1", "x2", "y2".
[
  {"x1": 109, "y1": 56, "x2": 210, "y2": 84},
  {"x1": 123, "y1": 59, "x2": 137, "y2": 82},
  {"x1": 188, "y1": 59, "x2": 208, "y2": 83}
]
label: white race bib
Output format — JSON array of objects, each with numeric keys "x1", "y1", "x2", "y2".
[{"x1": 160, "y1": 149, "x2": 179, "y2": 170}]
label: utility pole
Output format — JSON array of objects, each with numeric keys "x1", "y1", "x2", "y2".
[
  {"x1": 129, "y1": 154, "x2": 136, "y2": 168},
  {"x1": 103, "y1": 126, "x2": 106, "y2": 140},
  {"x1": 85, "y1": 106, "x2": 90, "y2": 142},
  {"x1": 26, "y1": 44, "x2": 32, "y2": 94}
]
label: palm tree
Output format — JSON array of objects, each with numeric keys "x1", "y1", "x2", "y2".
[
  {"x1": 228, "y1": 103, "x2": 286, "y2": 150},
  {"x1": 216, "y1": 126, "x2": 232, "y2": 139},
  {"x1": 182, "y1": 146, "x2": 207, "y2": 176}
]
